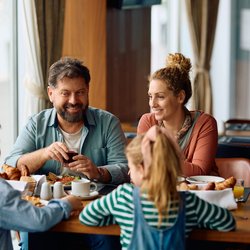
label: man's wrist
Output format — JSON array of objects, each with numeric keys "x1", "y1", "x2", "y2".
[
  {"x1": 97, "y1": 167, "x2": 105, "y2": 182},
  {"x1": 93, "y1": 167, "x2": 111, "y2": 183}
]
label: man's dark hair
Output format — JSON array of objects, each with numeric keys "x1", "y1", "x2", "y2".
[{"x1": 48, "y1": 57, "x2": 91, "y2": 87}]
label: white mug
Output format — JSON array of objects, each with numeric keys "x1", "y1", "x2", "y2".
[
  {"x1": 53, "y1": 181, "x2": 65, "y2": 199},
  {"x1": 40, "y1": 182, "x2": 52, "y2": 200},
  {"x1": 71, "y1": 179, "x2": 97, "y2": 197}
]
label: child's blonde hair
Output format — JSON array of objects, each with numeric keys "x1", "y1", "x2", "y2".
[{"x1": 126, "y1": 127, "x2": 183, "y2": 225}]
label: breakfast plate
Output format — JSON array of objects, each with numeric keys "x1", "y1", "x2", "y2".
[
  {"x1": 47, "y1": 173, "x2": 81, "y2": 190},
  {"x1": 69, "y1": 190, "x2": 99, "y2": 200},
  {"x1": 186, "y1": 175, "x2": 225, "y2": 184},
  {"x1": 177, "y1": 176, "x2": 185, "y2": 183},
  {"x1": 50, "y1": 179, "x2": 72, "y2": 190}
]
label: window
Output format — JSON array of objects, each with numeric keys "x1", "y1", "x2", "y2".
[
  {"x1": 231, "y1": 1, "x2": 250, "y2": 118},
  {"x1": 0, "y1": 0, "x2": 17, "y2": 163}
]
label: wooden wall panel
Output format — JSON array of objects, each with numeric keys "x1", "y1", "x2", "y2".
[
  {"x1": 62, "y1": 0, "x2": 107, "y2": 109},
  {"x1": 63, "y1": 1, "x2": 151, "y2": 123},
  {"x1": 106, "y1": 8, "x2": 150, "y2": 122}
]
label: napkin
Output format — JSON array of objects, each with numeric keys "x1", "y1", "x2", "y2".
[
  {"x1": 7, "y1": 180, "x2": 28, "y2": 192},
  {"x1": 32, "y1": 175, "x2": 47, "y2": 196},
  {"x1": 189, "y1": 188, "x2": 237, "y2": 210}
]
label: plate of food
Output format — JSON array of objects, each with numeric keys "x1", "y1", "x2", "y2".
[
  {"x1": 46, "y1": 172, "x2": 81, "y2": 190},
  {"x1": 22, "y1": 195, "x2": 49, "y2": 207},
  {"x1": 186, "y1": 175, "x2": 225, "y2": 184},
  {"x1": 178, "y1": 176, "x2": 236, "y2": 191},
  {"x1": 177, "y1": 177, "x2": 238, "y2": 210}
]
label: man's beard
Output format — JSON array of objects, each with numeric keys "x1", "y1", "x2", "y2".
[{"x1": 57, "y1": 103, "x2": 88, "y2": 123}]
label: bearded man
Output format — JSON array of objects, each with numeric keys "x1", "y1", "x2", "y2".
[{"x1": 5, "y1": 57, "x2": 129, "y2": 185}]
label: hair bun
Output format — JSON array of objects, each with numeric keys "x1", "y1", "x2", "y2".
[{"x1": 166, "y1": 53, "x2": 191, "y2": 73}]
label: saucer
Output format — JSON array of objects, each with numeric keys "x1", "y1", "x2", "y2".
[{"x1": 70, "y1": 191, "x2": 99, "y2": 200}]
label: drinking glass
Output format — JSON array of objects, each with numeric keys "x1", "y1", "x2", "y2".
[
  {"x1": 63, "y1": 147, "x2": 79, "y2": 164},
  {"x1": 233, "y1": 179, "x2": 244, "y2": 202}
]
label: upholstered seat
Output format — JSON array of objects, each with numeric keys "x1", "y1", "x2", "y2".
[{"x1": 216, "y1": 158, "x2": 250, "y2": 186}]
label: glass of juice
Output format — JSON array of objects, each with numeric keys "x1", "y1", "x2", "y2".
[
  {"x1": 233, "y1": 179, "x2": 244, "y2": 202},
  {"x1": 64, "y1": 147, "x2": 79, "y2": 163}
]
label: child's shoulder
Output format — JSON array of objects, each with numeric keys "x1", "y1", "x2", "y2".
[
  {"x1": 117, "y1": 183, "x2": 134, "y2": 194},
  {"x1": 114, "y1": 183, "x2": 135, "y2": 201}
]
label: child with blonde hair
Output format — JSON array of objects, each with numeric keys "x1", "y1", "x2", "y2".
[{"x1": 79, "y1": 125, "x2": 235, "y2": 250}]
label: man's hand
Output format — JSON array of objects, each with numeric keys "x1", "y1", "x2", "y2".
[
  {"x1": 67, "y1": 154, "x2": 100, "y2": 180},
  {"x1": 45, "y1": 142, "x2": 69, "y2": 163}
]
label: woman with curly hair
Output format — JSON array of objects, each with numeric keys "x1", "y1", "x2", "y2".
[{"x1": 137, "y1": 53, "x2": 218, "y2": 176}]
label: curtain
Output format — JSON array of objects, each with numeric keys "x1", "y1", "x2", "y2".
[
  {"x1": 34, "y1": 0, "x2": 65, "y2": 108},
  {"x1": 185, "y1": 0, "x2": 220, "y2": 115},
  {"x1": 22, "y1": 0, "x2": 46, "y2": 121}
]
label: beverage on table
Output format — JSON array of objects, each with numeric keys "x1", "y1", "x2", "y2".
[
  {"x1": 64, "y1": 148, "x2": 78, "y2": 163},
  {"x1": 233, "y1": 179, "x2": 244, "y2": 202}
]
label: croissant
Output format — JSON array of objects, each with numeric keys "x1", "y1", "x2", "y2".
[
  {"x1": 203, "y1": 182, "x2": 216, "y2": 190},
  {"x1": 177, "y1": 183, "x2": 198, "y2": 191},
  {"x1": 215, "y1": 176, "x2": 236, "y2": 190},
  {"x1": 2, "y1": 164, "x2": 21, "y2": 180},
  {"x1": 0, "y1": 172, "x2": 8, "y2": 179},
  {"x1": 177, "y1": 182, "x2": 189, "y2": 191}
]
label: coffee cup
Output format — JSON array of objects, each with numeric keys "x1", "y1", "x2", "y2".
[{"x1": 71, "y1": 179, "x2": 97, "y2": 197}]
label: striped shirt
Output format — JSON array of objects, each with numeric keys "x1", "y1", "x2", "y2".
[{"x1": 79, "y1": 183, "x2": 236, "y2": 250}]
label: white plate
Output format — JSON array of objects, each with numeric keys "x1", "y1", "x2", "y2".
[
  {"x1": 48, "y1": 175, "x2": 80, "y2": 190},
  {"x1": 177, "y1": 176, "x2": 185, "y2": 183},
  {"x1": 69, "y1": 191, "x2": 99, "y2": 200},
  {"x1": 186, "y1": 175, "x2": 225, "y2": 184}
]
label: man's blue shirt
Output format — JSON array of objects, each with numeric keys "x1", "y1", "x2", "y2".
[{"x1": 5, "y1": 107, "x2": 129, "y2": 185}]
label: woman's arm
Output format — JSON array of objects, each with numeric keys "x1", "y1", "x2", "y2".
[
  {"x1": 183, "y1": 114, "x2": 218, "y2": 176},
  {"x1": 137, "y1": 113, "x2": 156, "y2": 134}
]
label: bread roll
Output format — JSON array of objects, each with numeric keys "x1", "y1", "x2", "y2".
[
  {"x1": 188, "y1": 184, "x2": 198, "y2": 190},
  {"x1": 215, "y1": 176, "x2": 236, "y2": 190},
  {"x1": 20, "y1": 176, "x2": 36, "y2": 183},
  {"x1": 0, "y1": 172, "x2": 8, "y2": 179},
  {"x1": 23, "y1": 195, "x2": 42, "y2": 207},
  {"x1": 177, "y1": 182, "x2": 189, "y2": 191},
  {"x1": 203, "y1": 182, "x2": 215, "y2": 190},
  {"x1": 2, "y1": 164, "x2": 21, "y2": 180}
]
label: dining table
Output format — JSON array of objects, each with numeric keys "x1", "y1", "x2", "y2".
[
  {"x1": 188, "y1": 193, "x2": 250, "y2": 249},
  {"x1": 27, "y1": 188, "x2": 250, "y2": 250}
]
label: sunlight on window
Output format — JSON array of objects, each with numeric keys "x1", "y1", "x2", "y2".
[{"x1": 0, "y1": 0, "x2": 16, "y2": 164}]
